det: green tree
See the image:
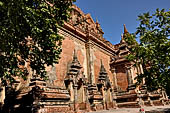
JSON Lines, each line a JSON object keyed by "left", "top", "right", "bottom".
{"left": 125, "top": 9, "right": 170, "bottom": 96}
{"left": 0, "top": 0, "right": 75, "bottom": 84}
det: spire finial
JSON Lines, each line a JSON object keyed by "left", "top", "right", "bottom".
{"left": 98, "top": 59, "right": 107, "bottom": 81}
{"left": 96, "top": 18, "right": 99, "bottom": 24}
{"left": 71, "top": 49, "right": 82, "bottom": 68}
{"left": 73, "top": 49, "right": 77, "bottom": 60}
{"left": 100, "top": 59, "right": 103, "bottom": 66}
{"left": 100, "top": 59, "right": 106, "bottom": 72}
{"left": 124, "top": 24, "right": 128, "bottom": 34}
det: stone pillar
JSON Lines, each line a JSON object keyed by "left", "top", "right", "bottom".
{"left": 84, "top": 85, "right": 91, "bottom": 111}
{"left": 136, "top": 65, "right": 140, "bottom": 75}
{"left": 85, "top": 86, "right": 89, "bottom": 103}
{"left": 74, "top": 85, "right": 78, "bottom": 103}
{"left": 126, "top": 66, "right": 133, "bottom": 85}
{"left": 74, "top": 84, "right": 78, "bottom": 111}
{"left": 111, "top": 68, "right": 118, "bottom": 91}
{"left": 126, "top": 66, "right": 136, "bottom": 92}
{"left": 108, "top": 88, "right": 114, "bottom": 109}
{"left": 130, "top": 67, "right": 134, "bottom": 84}
{"left": 102, "top": 86, "right": 106, "bottom": 109}
{"left": 70, "top": 82, "right": 74, "bottom": 102}
{"left": 138, "top": 64, "right": 145, "bottom": 84}
{"left": 82, "top": 86, "right": 85, "bottom": 103}
{"left": 109, "top": 89, "right": 113, "bottom": 103}
{"left": 85, "top": 40, "right": 95, "bottom": 84}
{"left": 112, "top": 92, "right": 117, "bottom": 108}
{"left": 110, "top": 68, "right": 118, "bottom": 108}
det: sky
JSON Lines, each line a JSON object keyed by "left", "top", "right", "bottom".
{"left": 75, "top": 0, "right": 170, "bottom": 44}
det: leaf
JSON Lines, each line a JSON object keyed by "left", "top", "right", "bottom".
{"left": 0, "top": 0, "right": 75, "bottom": 84}
{"left": 125, "top": 8, "right": 170, "bottom": 95}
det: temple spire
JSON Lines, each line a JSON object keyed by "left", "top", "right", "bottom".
{"left": 98, "top": 60, "right": 111, "bottom": 87}
{"left": 96, "top": 18, "right": 99, "bottom": 24}
{"left": 100, "top": 59, "right": 106, "bottom": 72}
{"left": 100, "top": 59, "right": 103, "bottom": 66}
{"left": 123, "top": 24, "right": 129, "bottom": 34}
{"left": 96, "top": 18, "right": 100, "bottom": 28}
{"left": 98, "top": 60, "right": 107, "bottom": 81}
{"left": 73, "top": 49, "right": 78, "bottom": 61}
{"left": 72, "top": 49, "right": 81, "bottom": 68}
{"left": 66, "top": 50, "right": 82, "bottom": 77}
{"left": 120, "top": 24, "right": 129, "bottom": 43}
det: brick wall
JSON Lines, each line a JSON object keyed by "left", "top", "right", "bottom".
{"left": 116, "top": 65, "right": 128, "bottom": 90}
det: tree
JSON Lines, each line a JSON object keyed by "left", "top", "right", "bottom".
{"left": 0, "top": 0, "right": 75, "bottom": 85}
{"left": 124, "top": 9, "right": 170, "bottom": 95}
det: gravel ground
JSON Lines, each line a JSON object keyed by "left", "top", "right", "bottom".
{"left": 88, "top": 105, "right": 170, "bottom": 113}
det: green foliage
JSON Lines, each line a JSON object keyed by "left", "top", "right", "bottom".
{"left": 125, "top": 9, "right": 170, "bottom": 93}
{"left": 0, "top": 0, "right": 75, "bottom": 85}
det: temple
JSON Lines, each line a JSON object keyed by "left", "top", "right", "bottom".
{"left": 0, "top": 5, "right": 169, "bottom": 113}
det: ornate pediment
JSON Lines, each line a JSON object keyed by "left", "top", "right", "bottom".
{"left": 68, "top": 5, "right": 104, "bottom": 38}
{"left": 85, "top": 13, "right": 95, "bottom": 26}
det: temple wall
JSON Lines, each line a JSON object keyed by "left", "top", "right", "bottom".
{"left": 52, "top": 36, "right": 113, "bottom": 87}
{"left": 75, "top": 40, "right": 87, "bottom": 77}
{"left": 54, "top": 37, "right": 75, "bottom": 87}
{"left": 115, "top": 64, "right": 128, "bottom": 91}
{"left": 93, "top": 48, "right": 113, "bottom": 84}
{"left": 52, "top": 36, "right": 87, "bottom": 87}
{"left": 132, "top": 66, "right": 138, "bottom": 84}
{"left": 48, "top": 25, "right": 114, "bottom": 87}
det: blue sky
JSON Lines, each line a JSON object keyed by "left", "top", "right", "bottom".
{"left": 75, "top": 0, "right": 170, "bottom": 44}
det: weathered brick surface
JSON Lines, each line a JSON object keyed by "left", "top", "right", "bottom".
{"left": 54, "top": 37, "right": 76, "bottom": 87}
{"left": 54, "top": 37, "right": 113, "bottom": 87}
{"left": 115, "top": 65, "right": 128, "bottom": 91}
{"left": 94, "top": 49, "right": 113, "bottom": 84}
{"left": 44, "top": 107, "right": 71, "bottom": 113}
{"left": 54, "top": 37, "right": 86, "bottom": 87}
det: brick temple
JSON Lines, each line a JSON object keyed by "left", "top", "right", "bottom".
{"left": 0, "top": 5, "right": 169, "bottom": 113}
